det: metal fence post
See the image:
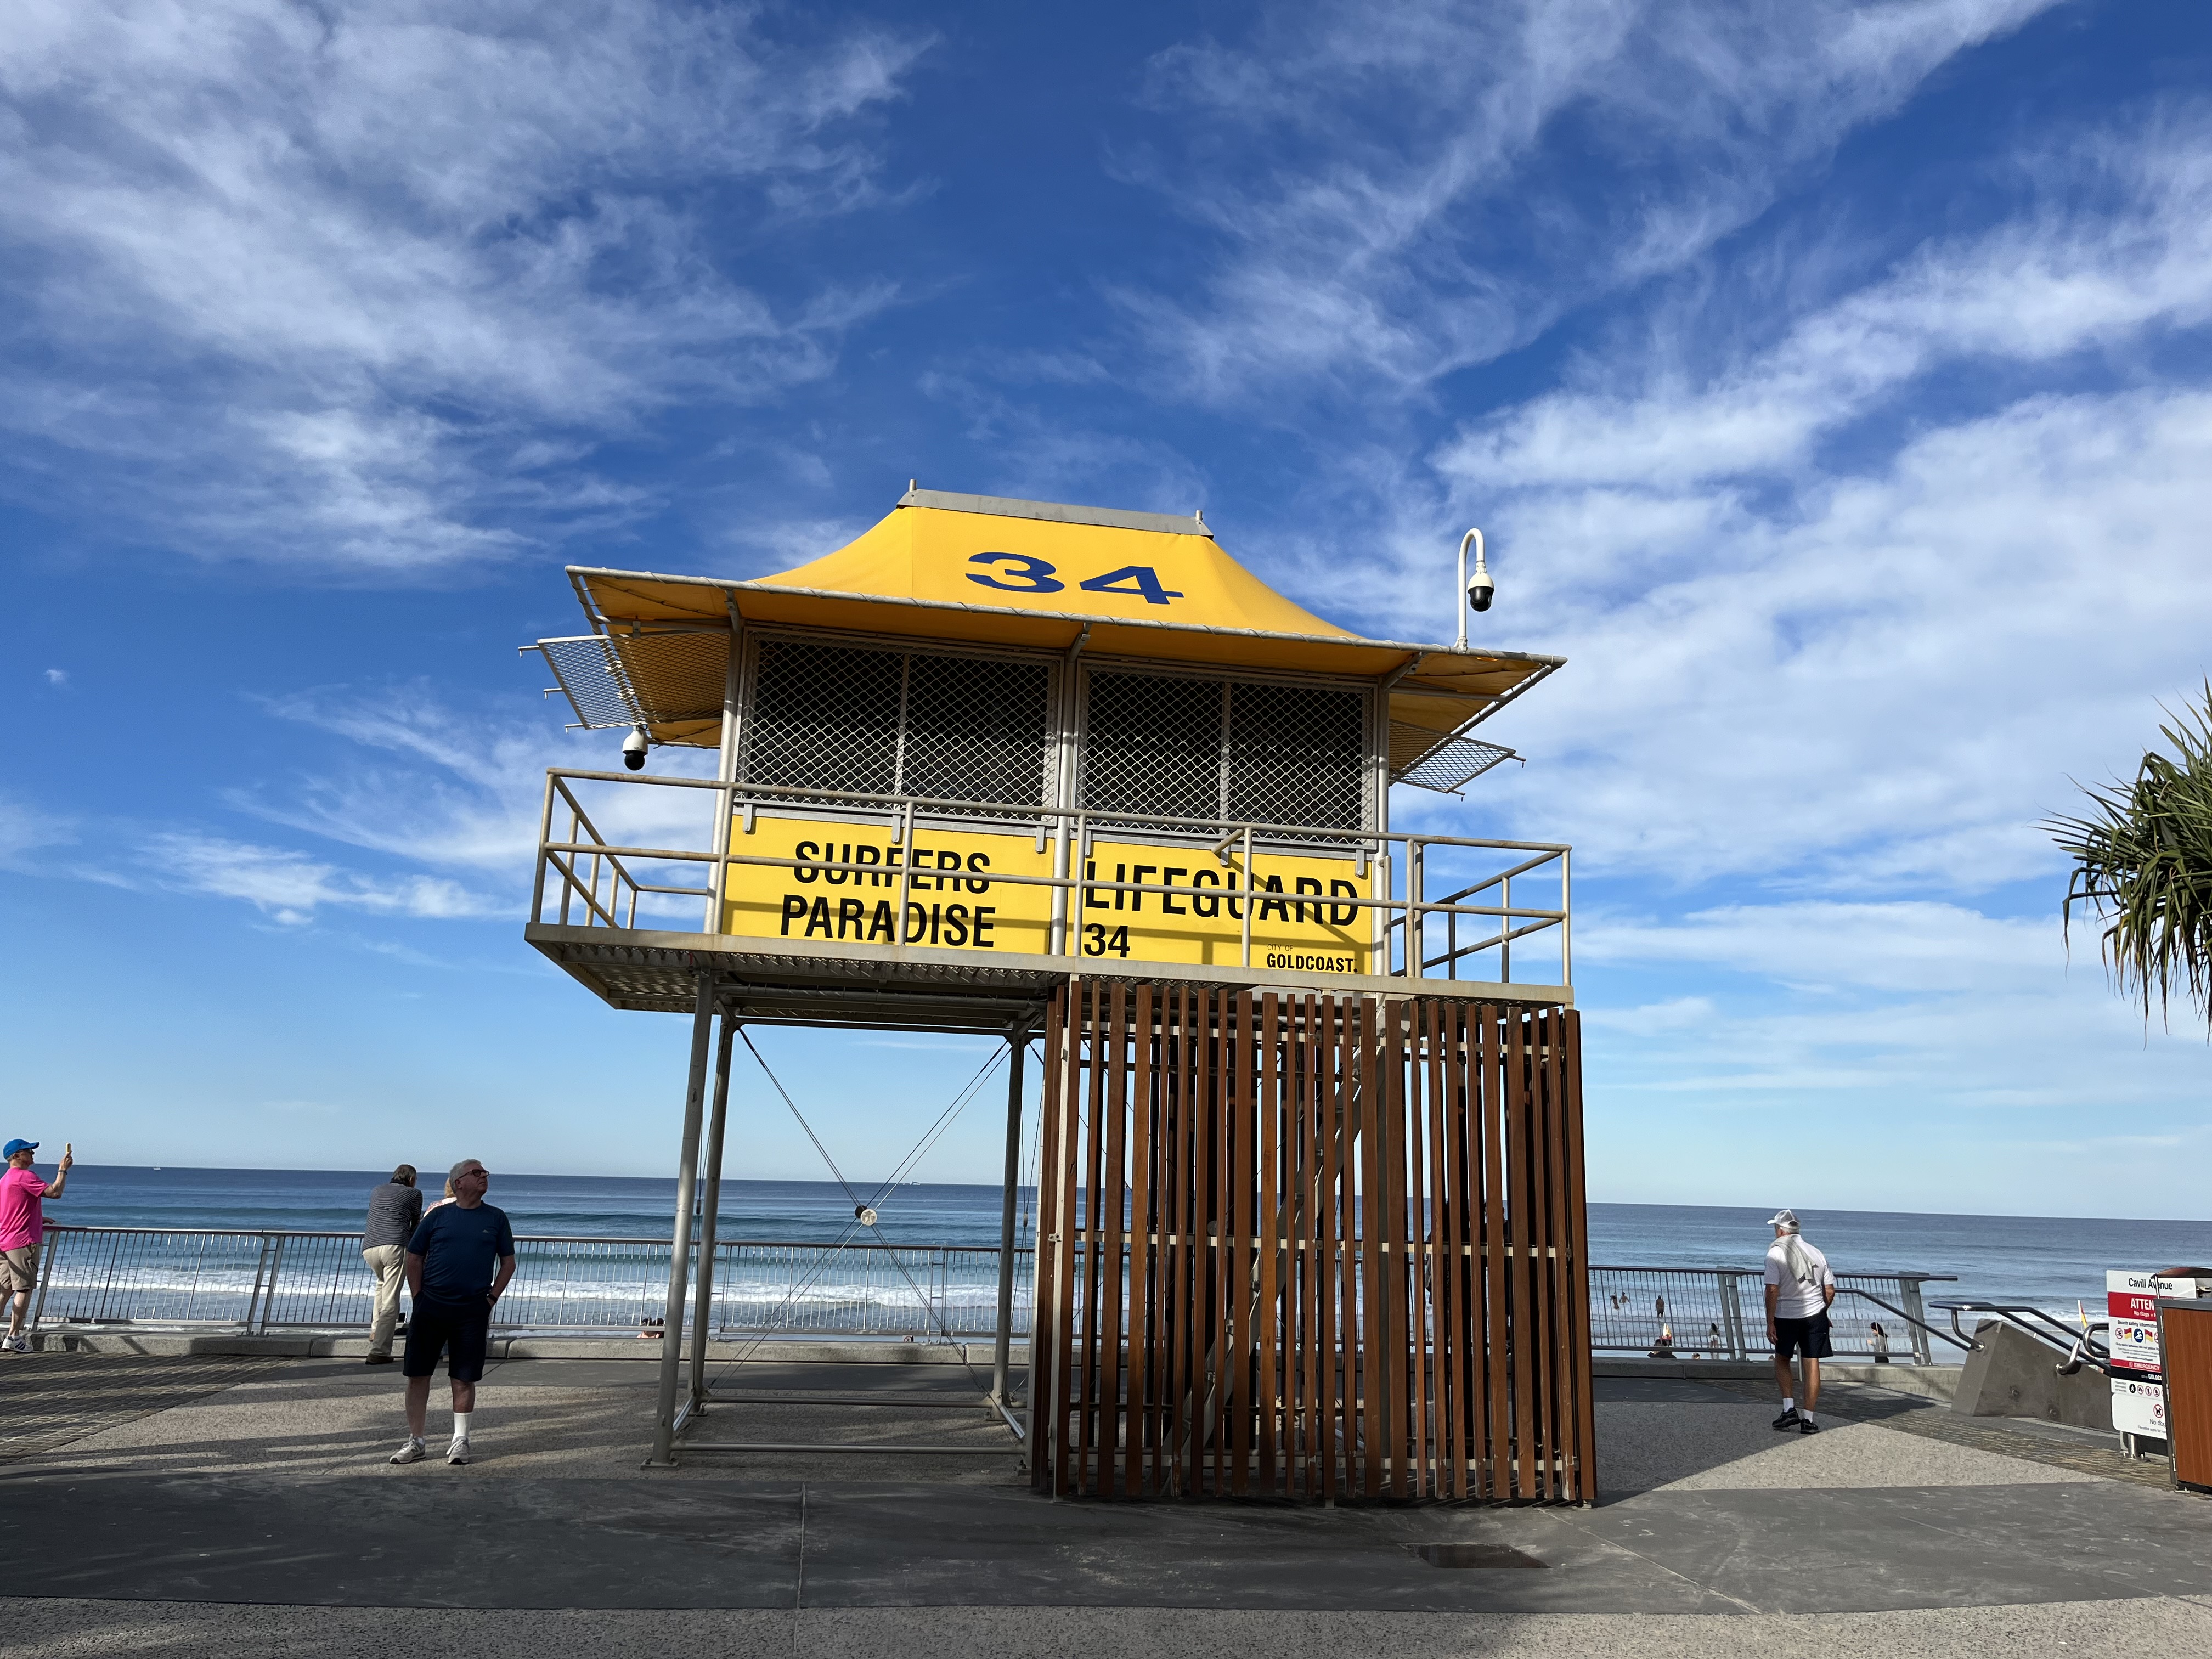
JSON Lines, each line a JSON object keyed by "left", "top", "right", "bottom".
{"left": 1900, "top": 1278, "right": 1932, "bottom": 1365}
{"left": 241, "top": 1235, "right": 271, "bottom": 1333}
{"left": 1719, "top": 1272, "right": 1748, "bottom": 1360}
{"left": 257, "top": 1235, "right": 289, "bottom": 1334}
{"left": 28, "top": 1231, "right": 61, "bottom": 1331}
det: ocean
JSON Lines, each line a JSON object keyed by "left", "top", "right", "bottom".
{"left": 42, "top": 1165, "right": 2212, "bottom": 1316}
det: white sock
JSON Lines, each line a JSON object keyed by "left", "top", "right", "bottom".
{"left": 1783, "top": 1396, "right": 1795, "bottom": 1412}
{"left": 451, "top": 1412, "right": 472, "bottom": 1440}
{"left": 1802, "top": 1411, "right": 1815, "bottom": 1424}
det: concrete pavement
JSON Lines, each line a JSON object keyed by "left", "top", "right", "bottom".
{"left": 1, "top": 1350, "right": 2207, "bottom": 1657}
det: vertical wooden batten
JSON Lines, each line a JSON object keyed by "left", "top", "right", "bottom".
{"left": 1032, "top": 979, "right": 1587, "bottom": 1504}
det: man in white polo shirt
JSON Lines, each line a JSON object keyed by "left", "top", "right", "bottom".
{"left": 1764, "top": 1208, "right": 1836, "bottom": 1434}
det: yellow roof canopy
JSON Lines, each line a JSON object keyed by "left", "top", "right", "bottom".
{"left": 543, "top": 488, "right": 1562, "bottom": 785}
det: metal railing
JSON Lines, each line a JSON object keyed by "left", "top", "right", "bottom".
{"left": 32, "top": 1231, "right": 1963, "bottom": 1363}
{"left": 1590, "top": 1267, "right": 1962, "bottom": 1363}
{"left": 29, "top": 1228, "right": 1032, "bottom": 1340}
{"left": 532, "top": 769, "right": 1571, "bottom": 988}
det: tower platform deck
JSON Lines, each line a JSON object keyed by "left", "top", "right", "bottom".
{"left": 526, "top": 920, "right": 1572, "bottom": 1030}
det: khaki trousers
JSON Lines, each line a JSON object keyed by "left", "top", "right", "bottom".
{"left": 362, "top": 1243, "right": 408, "bottom": 1355}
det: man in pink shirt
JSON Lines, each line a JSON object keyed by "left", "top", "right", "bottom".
{"left": 2, "top": 1138, "right": 71, "bottom": 1354}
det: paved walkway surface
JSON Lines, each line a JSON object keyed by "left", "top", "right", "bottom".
{"left": 2, "top": 1350, "right": 2208, "bottom": 1657}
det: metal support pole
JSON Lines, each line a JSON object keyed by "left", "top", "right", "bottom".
{"left": 1239, "top": 826, "right": 1254, "bottom": 967}
{"left": 650, "top": 970, "right": 716, "bottom": 1465}
{"left": 1901, "top": 1278, "right": 1932, "bottom": 1365}
{"left": 991, "top": 1026, "right": 1029, "bottom": 1407}
{"left": 689, "top": 1016, "right": 737, "bottom": 1410}
{"left": 707, "top": 608, "right": 744, "bottom": 934}
{"left": 1719, "top": 1272, "right": 1748, "bottom": 1361}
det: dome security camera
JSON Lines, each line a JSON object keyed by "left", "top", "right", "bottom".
{"left": 621, "top": 727, "right": 649, "bottom": 771}
{"left": 1455, "top": 528, "right": 1495, "bottom": 646}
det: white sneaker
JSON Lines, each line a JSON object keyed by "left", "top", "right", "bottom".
{"left": 446, "top": 1436, "right": 471, "bottom": 1465}
{"left": 4, "top": 1334, "right": 29, "bottom": 1353}
{"left": 388, "top": 1436, "right": 427, "bottom": 1464}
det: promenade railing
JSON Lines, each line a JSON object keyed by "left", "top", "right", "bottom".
{"left": 30, "top": 1229, "right": 1961, "bottom": 1361}
{"left": 29, "top": 1228, "right": 1025, "bottom": 1340}
{"left": 1587, "top": 1266, "right": 1960, "bottom": 1364}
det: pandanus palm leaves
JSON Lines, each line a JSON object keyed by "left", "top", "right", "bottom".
{"left": 2046, "top": 683, "right": 2212, "bottom": 1029}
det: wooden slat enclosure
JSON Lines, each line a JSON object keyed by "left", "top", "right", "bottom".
{"left": 1030, "top": 978, "right": 1594, "bottom": 1502}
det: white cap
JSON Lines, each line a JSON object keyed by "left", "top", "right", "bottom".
{"left": 1765, "top": 1209, "right": 1798, "bottom": 1228}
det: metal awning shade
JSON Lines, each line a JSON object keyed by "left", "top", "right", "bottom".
{"left": 532, "top": 488, "right": 1564, "bottom": 780}
{"left": 1391, "top": 729, "right": 1521, "bottom": 795}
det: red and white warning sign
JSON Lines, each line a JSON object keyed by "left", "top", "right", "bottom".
{"left": 2106, "top": 1270, "right": 2212, "bottom": 1439}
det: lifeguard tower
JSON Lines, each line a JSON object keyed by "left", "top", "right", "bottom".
{"left": 525, "top": 486, "right": 1591, "bottom": 1500}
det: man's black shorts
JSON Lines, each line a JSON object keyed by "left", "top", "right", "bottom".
{"left": 402, "top": 1293, "right": 493, "bottom": 1382}
{"left": 1773, "top": 1312, "right": 1834, "bottom": 1361}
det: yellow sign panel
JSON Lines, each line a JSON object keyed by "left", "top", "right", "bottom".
{"left": 723, "top": 815, "right": 1372, "bottom": 975}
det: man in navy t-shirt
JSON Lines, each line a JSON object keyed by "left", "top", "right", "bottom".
{"left": 388, "top": 1158, "right": 515, "bottom": 1466}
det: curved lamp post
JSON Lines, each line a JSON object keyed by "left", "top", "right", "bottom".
{"left": 1456, "top": 528, "right": 1494, "bottom": 648}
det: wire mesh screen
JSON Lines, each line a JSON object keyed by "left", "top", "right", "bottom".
{"left": 1081, "top": 672, "right": 1223, "bottom": 822}
{"left": 539, "top": 632, "right": 730, "bottom": 730}
{"left": 743, "top": 640, "right": 905, "bottom": 794}
{"left": 900, "top": 653, "right": 1052, "bottom": 810}
{"left": 742, "top": 639, "right": 1054, "bottom": 810}
{"left": 539, "top": 636, "right": 638, "bottom": 728}
{"left": 1081, "top": 670, "right": 1370, "bottom": 831}
{"left": 1229, "top": 680, "right": 1365, "bottom": 829}
{"left": 1395, "top": 729, "right": 1517, "bottom": 794}
{"left": 609, "top": 631, "right": 731, "bottom": 725}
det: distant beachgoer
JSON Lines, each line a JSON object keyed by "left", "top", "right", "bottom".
{"left": 1870, "top": 1321, "right": 1891, "bottom": 1364}
{"left": 1764, "top": 1208, "right": 1837, "bottom": 1434}
{"left": 362, "top": 1165, "right": 424, "bottom": 1366}
{"left": 1706, "top": 1321, "right": 1724, "bottom": 1358}
{"left": 389, "top": 1159, "right": 515, "bottom": 1468}
{"left": 2, "top": 1139, "right": 72, "bottom": 1354}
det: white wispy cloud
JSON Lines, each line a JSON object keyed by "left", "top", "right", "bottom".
{"left": 0, "top": 794, "right": 77, "bottom": 869}
{"left": 1265, "top": 105, "right": 2212, "bottom": 900}
{"left": 235, "top": 685, "right": 721, "bottom": 923}
{"left": 1582, "top": 900, "right": 2063, "bottom": 994}
{"left": 1120, "top": 0, "right": 2058, "bottom": 401}
{"left": 0, "top": 0, "right": 928, "bottom": 568}
{"left": 1436, "top": 122, "right": 2212, "bottom": 499}
{"left": 1571, "top": 893, "right": 2210, "bottom": 1209}
{"left": 149, "top": 830, "right": 499, "bottom": 924}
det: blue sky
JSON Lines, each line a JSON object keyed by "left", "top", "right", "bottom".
{"left": 3, "top": 0, "right": 2208, "bottom": 1216}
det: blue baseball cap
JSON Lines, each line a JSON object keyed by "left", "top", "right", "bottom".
{"left": 3, "top": 1139, "right": 37, "bottom": 1159}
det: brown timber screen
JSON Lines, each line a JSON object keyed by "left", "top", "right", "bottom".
{"left": 1031, "top": 979, "right": 1594, "bottom": 1502}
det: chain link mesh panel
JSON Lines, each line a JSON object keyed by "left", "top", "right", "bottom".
{"left": 1080, "top": 672, "right": 1224, "bottom": 823}
{"left": 1228, "top": 680, "right": 1365, "bottom": 830}
{"left": 742, "top": 639, "right": 1053, "bottom": 809}
{"left": 901, "top": 653, "right": 1052, "bottom": 809}
{"left": 742, "top": 640, "right": 904, "bottom": 795}
{"left": 1081, "top": 670, "right": 1370, "bottom": 831}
